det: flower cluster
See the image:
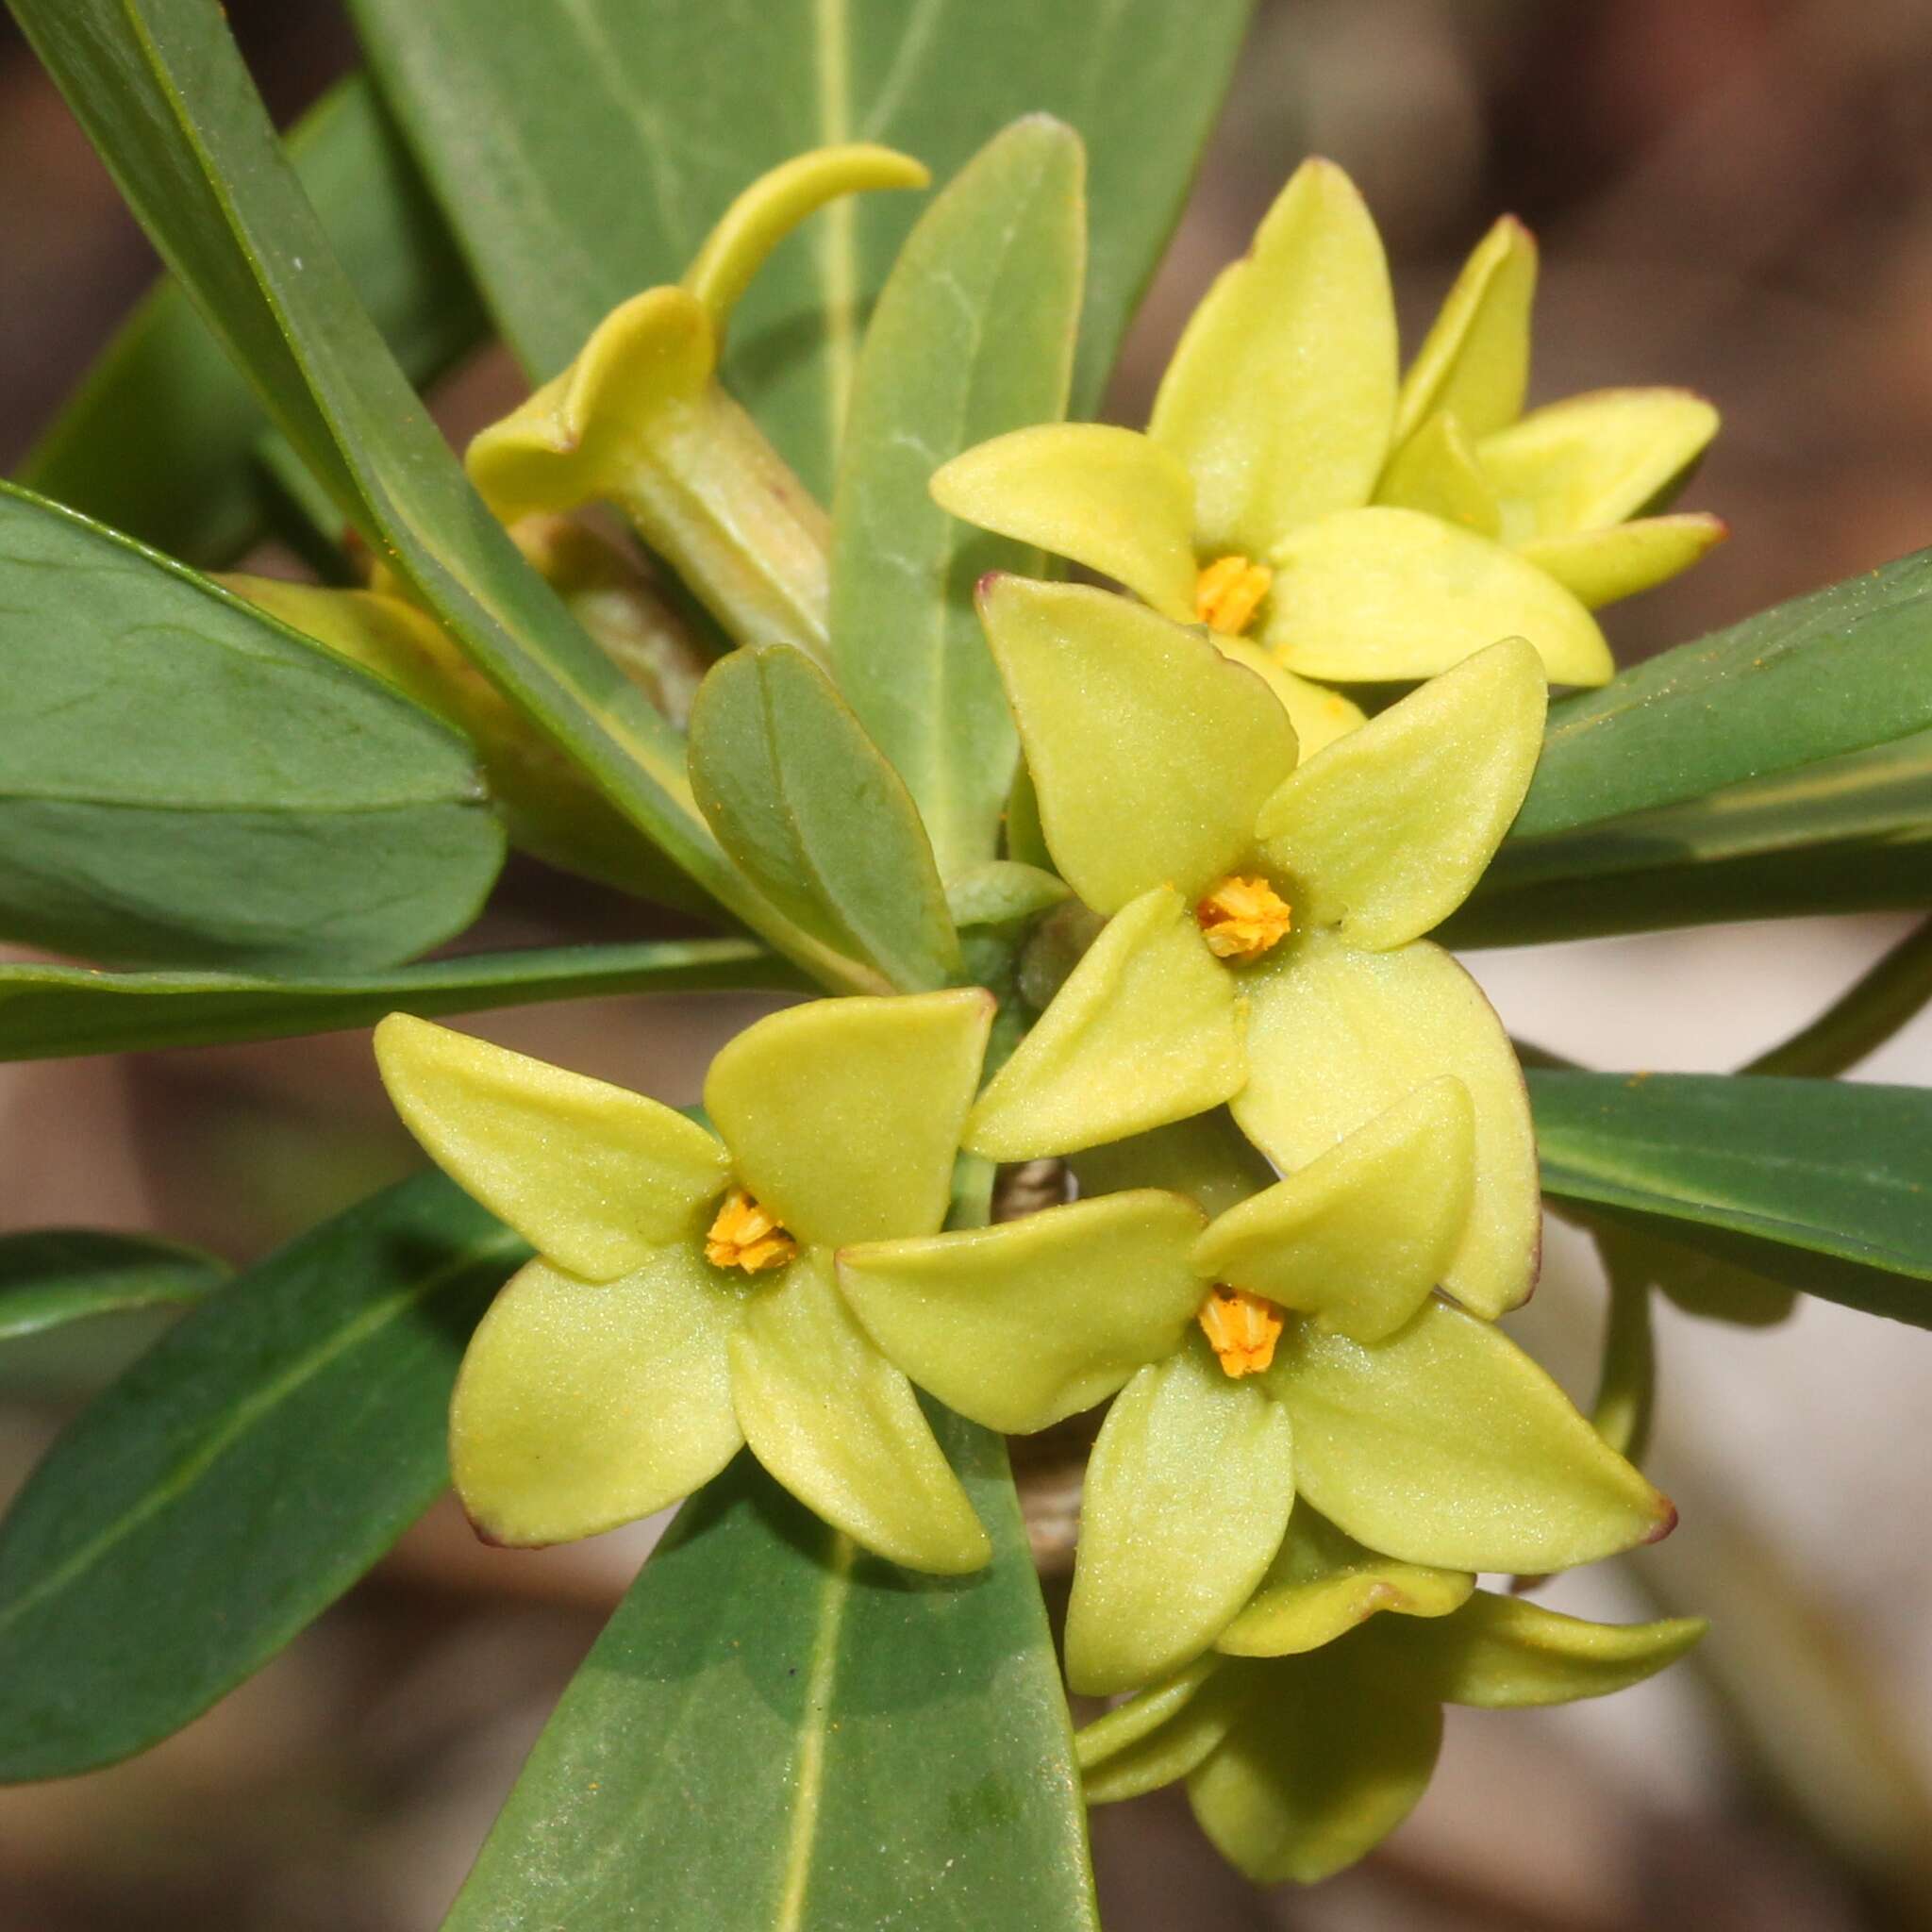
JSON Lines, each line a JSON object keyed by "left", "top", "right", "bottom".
{"left": 373, "top": 147, "right": 1715, "bottom": 1884}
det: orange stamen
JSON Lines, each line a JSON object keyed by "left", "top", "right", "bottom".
{"left": 1194, "top": 555, "right": 1274, "bottom": 636}
{"left": 704, "top": 1187, "right": 797, "bottom": 1274}
{"left": 1197, "top": 1285, "right": 1285, "bottom": 1378}
{"left": 1195, "top": 874, "right": 1292, "bottom": 961}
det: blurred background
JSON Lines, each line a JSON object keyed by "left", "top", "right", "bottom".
{"left": 5, "top": 0, "right": 1932, "bottom": 1925}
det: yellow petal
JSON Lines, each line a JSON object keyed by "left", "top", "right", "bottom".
{"left": 373, "top": 1014, "right": 730, "bottom": 1281}
{"left": 1373, "top": 409, "right": 1502, "bottom": 536}
{"left": 703, "top": 990, "right": 992, "bottom": 1248}
{"left": 728, "top": 1252, "right": 989, "bottom": 1574}
{"left": 1478, "top": 386, "right": 1719, "bottom": 540}
{"left": 450, "top": 1251, "right": 743, "bottom": 1546}
{"left": 1520, "top": 512, "right": 1728, "bottom": 609}
{"left": 929, "top": 424, "right": 1198, "bottom": 620}
{"left": 1192, "top": 1078, "right": 1475, "bottom": 1344}
{"left": 1263, "top": 505, "right": 1613, "bottom": 686}
{"left": 466, "top": 285, "right": 716, "bottom": 526}
{"left": 964, "top": 886, "right": 1245, "bottom": 1160}
{"left": 1077, "top": 1659, "right": 1243, "bottom": 1806}
{"left": 1066, "top": 1341, "right": 1296, "bottom": 1695}
{"left": 1269, "top": 1299, "right": 1675, "bottom": 1572}
{"left": 1149, "top": 158, "right": 1397, "bottom": 555}
{"left": 1188, "top": 1641, "right": 1441, "bottom": 1886}
{"left": 976, "top": 576, "right": 1296, "bottom": 914}
{"left": 682, "top": 144, "right": 929, "bottom": 337}
{"left": 1211, "top": 633, "right": 1367, "bottom": 756}
{"left": 1358, "top": 1590, "right": 1706, "bottom": 1707}
{"left": 1392, "top": 215, "right": 1537, "bottom": 446}
{"left": 1233, "top": 935, "right": 1539, "bottom": 1319}
{"left": 1216, "top": 1505, "right": 1474, "bottom": 1657}
{"left": 1255, "top": 635, "right": 1547, "bottom": 949}
{"left": 837, "top": 1191, "right": 1208, "bottom": 1436}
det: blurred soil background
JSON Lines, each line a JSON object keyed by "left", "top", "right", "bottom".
{"left": 5, "top": 1, "right": 1932, "bottom": 1926}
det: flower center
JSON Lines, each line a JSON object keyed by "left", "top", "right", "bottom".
{"left": 1195, "top": 874, "right": 1292, "bottom": 961}
{"left": 705, "top": 1187, "right": 797, "bottom": 1274}
{"left": 1194, "top": 555, "right": 1274, "bottom": 636}
{"left": 1197, "top": 1285, "right": 1285, "bottom": 1378}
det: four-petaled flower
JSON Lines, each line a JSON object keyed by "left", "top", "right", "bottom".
{"left": 960, "top": 574, "right": 1548, "bottom": 1321}
{"left": 374, "top": 991, "right": 999, "bottom": 1574}
{"left": 1076, "top": 1564, "right": 1705, "bottom": 1885}
{"left": 931, "top": 158, "right": 1723, "bottom": 737}
{"left": 839, "top": 1083, "right": 1671, "bottom": 1692}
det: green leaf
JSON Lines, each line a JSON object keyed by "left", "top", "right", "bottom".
{"left": 347, "top": 0, "right": 1251, "bottom": 494}
{"left": 1448, "top": 833, "right": 1932, "bottom": 948}
{"left": 0, "top": 1174, "right": 525, "bottom": 1780}
{"left": 829, "top": 118, "right": 1082, "bottom": 876}
{"left": 17, "top": 75, "right": 484, "bottom": 568}
{"left": 0, "top": 939, "right": 797, "bottom": 1062}
{"left": 1451, "top": 730, "right": 1932, "bottom": 946}
{"left": 1531, "top": 1070, "right": 1932, "bottom": 1324}
{"left": 11, "top": 0, "right": 848, "bottom": 989}
{"left": 688, "top": 645, "right": 960, "bottom": 992}
{"left": 0, "top": 486, "right": 503, "bottom": 972}
{"left": 1509, "top": 547, "right": 1932, "bottom": 839}
{"left": 0, "top": 1230, "right": 228, "bottom": 1341}
{"left": 443, "top": 1418, "right": 1099, "bottom": 1931}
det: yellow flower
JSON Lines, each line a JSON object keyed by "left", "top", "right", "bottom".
{"left": 930, "top": 158, "right": 1725, "bottom": 723}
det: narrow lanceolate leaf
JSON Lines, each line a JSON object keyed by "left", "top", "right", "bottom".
{"left": 10, "top": 0, "right": 850, "bottom": 990}
{"left": 1452, "top": 730, "right": 1932, "bottom": 945}
{"left": 1509, "top": 547, "right": 1932, "bottom": 839}
{"left": 0, "top": 1175, "right": 525, "bottom": 1780}
{"left": 0, "top": 940, "right": 797, "bottom": 1062}
{"left": 1530, "top": 1071, "right": 1932, "bottom": 1324}
{"left": 689, "top": 647, "right": 959, "bottom": 992}
{"left": 0, "top": 487, "right": 502, "bottom": 973}
{"left": 829, "top": 119, "right": 1083, "bottom": 876}
{"left": 346, "top": 0, "right": 1251, "bottom": 492}
{"left": 444, "top": 1418, "right": 1098, "bottom": 1932}
{"left": 17, "top": 75, "right": 485, "bottom": 568}
{"left": 0, "top": 1231, "right": 228, "bottom": 1341}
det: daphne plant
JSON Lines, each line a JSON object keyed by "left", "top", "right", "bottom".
{"left": 3, "top": 3, "right": 1932, "bottom": 1926}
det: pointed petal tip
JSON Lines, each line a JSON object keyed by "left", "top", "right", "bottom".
{"left": 1643, "top": 1498, "right": 1680, "bottom": 1545}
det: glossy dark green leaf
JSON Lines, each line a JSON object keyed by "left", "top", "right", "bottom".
{"left": 689, "top": 646, "right": 959, "bottom": 991}
{"left": 0, "top": 1231, "right": 228, "bottom": 1341}
{"left": 18, "top": 75, "right": 485, "bottom": 568}
{"left": 828, "top": 119, "right": 1081, "bottom": 876}
{"left": 1530, "top": 1071, "right": 1932, "bottom": 1325}
{"left": 1453, "top": 732, "right": 1932, "bottom": 944}
{"left": 346, "top": 0, "right": 1251, "bottom": 493}
{"left": 445, "top": 1412, "right": 1097, "bottom": 1931}
{"left": 0, "top": 485, "right": 503, "bottom": 972}
{"left": 1513, "top": 547, "right": 1932, "bottom": 839}
{"left": 0, "top": 939, "right": 798, "bottom": 1062}
{"left": 0, "top": 1174, "right": 525, "bottom": 1780}
{"left": 10, "top": 0, "right": 848, "bottom": 988}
